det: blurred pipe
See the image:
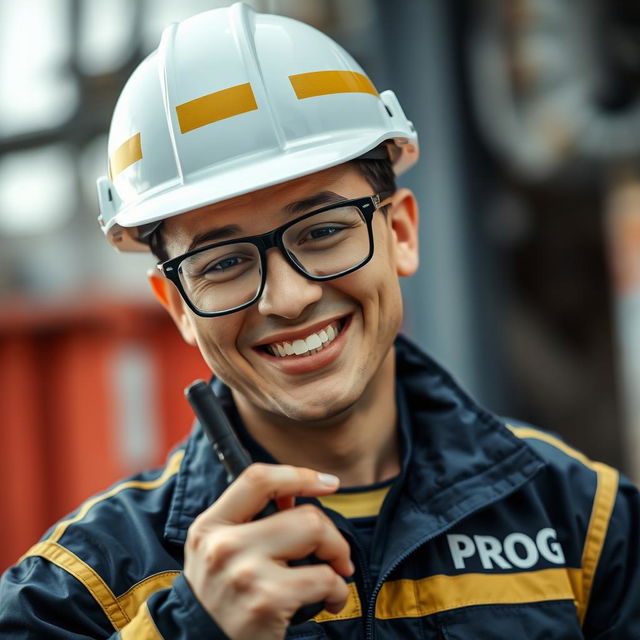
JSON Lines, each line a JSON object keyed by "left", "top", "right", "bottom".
{"left": 469, "top": 0, "right": 640, "bottom": 182}
{"left": 373, "top": 0, "right": 481, "bottom": 397}
{"left": 110, "top": 343, "right": 160, "bottom": 471}
{"left": 605, "top": 173, "right": 640, "bottom": 483}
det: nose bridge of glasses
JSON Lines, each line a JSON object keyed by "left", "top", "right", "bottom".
{"left": 263, "top": 242, "right": 308, "bottom": 283}
{"left": 254, "top": 225, "right": 282, "bottom": 252}
{"left": 254, "top": 223, "right": 311, "bottom": 279}
{"left": 257, "top": 242, "right": 323, "bottom": 317}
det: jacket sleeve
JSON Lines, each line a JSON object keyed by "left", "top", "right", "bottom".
{"left": 0, "top": 556, "right": 230, "bottom": 640}
{"left": 582, "top": 472, "right": 640, "bottom": 639}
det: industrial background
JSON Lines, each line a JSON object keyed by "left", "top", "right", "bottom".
{"left": 2, "top": 0, "right": 640, "bottom": 571}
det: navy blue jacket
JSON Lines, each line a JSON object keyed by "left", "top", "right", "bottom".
{"left": 1, "top": 335, "right": 639, "bottom": 639}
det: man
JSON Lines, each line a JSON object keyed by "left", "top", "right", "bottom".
{"left": 1, "top": 4, "right": 639, "bottom": 639}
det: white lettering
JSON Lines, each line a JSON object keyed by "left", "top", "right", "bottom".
{"left": 447, "top": 534, "right": 475, "bottom": 569}
{"left": 536, "top": 528, "right": 565, "bottom": 564}
{"left": 448, "top": 528, "right": 566, "bottom": 570}
{"left": 473, "top": 535, "right": 512, "bottom": 569}
{"left": 503, "top": 532, "right": 539, "bottom": 569}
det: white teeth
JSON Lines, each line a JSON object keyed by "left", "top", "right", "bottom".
{"left": 293, "top": 339, "right": 308, "bottom": 355}
{"left": 306, "top": 334, "right": 322, "bottom": 350}
{"left": 266, "top": 321, "right": 343, "bottom": 358}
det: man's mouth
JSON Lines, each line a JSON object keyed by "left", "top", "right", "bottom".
{"left": 263, "top": 319, "right": 346, "bottom": 358}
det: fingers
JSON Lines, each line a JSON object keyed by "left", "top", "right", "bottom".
{"left": 185, "top": 555, "right": 350, "bottom": 638}
{"left": 204, "top": 463, "right": 340, "bottom": 524}
{"left": 282, "top": 564, "right": 351, "bottom": 615}
{"left": 190, "top": 503, "right": 353, "bottom": 579}
{"left": 242, "top": 504, "right": 354, "bottom": 577}
{"left": 183, "top": 463, "right": 353, "bottom": 636}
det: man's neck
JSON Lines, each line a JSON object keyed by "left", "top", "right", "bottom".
{"left": 232, "top": 349, "right": 400, "bottom": 487}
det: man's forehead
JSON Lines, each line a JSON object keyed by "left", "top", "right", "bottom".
{"left": 163, "top": 163, "right": 365, "bottom": 249}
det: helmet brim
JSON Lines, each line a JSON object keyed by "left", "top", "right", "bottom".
{"left": 106, "top": 130, "right": 418, "bottom": 251}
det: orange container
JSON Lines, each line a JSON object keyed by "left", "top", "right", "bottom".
{"left": 0, "top": 299, "right": 209, "bottom": 572}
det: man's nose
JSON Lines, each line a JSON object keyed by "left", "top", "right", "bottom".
{"left": 257, "top": 249, "right": 322, "bottom": 318}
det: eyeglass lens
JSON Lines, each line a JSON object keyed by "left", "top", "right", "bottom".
{"left": 177, "top": 204, "right": 370, "bottom": 314}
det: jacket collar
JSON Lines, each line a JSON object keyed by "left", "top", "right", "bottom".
{"left": 164, "top": 334, "right": 545, "bottom": 546}
{"left": 375, "top": 335, "right": 545, "bottom": 576}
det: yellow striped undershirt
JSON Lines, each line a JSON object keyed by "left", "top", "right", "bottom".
{"left": 317, "top": 483, "right": 392, "bottom": 519}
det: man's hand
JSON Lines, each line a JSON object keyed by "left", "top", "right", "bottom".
{"left": 183, "top": 464, "right": 354, "bottom": 640}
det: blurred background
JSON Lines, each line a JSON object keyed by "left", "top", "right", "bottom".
{"left": 2, "top": 0, "right": 640, "bottom": 571}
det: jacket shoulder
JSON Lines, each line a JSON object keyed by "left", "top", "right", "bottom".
{"left": 506, "top": 422, "right": 623, "bottom": 626}
{"left": 506, "top": 422, "right": 616, "bottom": 515}
{"left": 39, "top": 448, "right": 186, "bottom": 551}
{"left": 506, "top": 423, "right": 603, "bottom": 469}
{"left": 6, "top": 449, "right": 186, "bottom": 631}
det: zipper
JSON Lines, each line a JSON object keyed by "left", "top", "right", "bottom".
{"left": 348, "top": 530, "right": 373, "bottom": 640}
{"left": 310, "top": 504, "right": 373, "bottom": 638}
{"left": 364, "top": 526, "right": 440, "bottom": 640}
{"left": 335, "top": 524, "right": 372, "bottom": 640}
{"left": 363, "top": 468, "right": 544, "bottom": 640}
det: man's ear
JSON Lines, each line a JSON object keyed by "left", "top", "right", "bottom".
{"left": 147, "top": 270, "right": 198, "bottom": 346}
{"left": 387, "top": 188, "right": 419, "bottom": 277}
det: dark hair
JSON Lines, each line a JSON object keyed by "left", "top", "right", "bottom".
{"left": 147, "top": 157, "right": 396, "bottom": 264}
{"left": 351, "top": 156, "right": 396, "bottom": 199}
{"left": 148, "top": 226, "right": 171, "bottom": 264}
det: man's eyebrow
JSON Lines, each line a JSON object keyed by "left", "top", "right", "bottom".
{"left": 284, "top": 191, "right": 348, "bottom": 216}
{"left": 187, "top": 224, "right": 242, "bottom": 252}
{"left": 185, "top": 191, "right": 346, "bottom": 251}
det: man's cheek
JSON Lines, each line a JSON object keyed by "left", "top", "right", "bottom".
{"left": 193, "top": 333, "right": 228, "bottom": 374}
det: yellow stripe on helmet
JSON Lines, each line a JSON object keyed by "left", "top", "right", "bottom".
{"left": 109, "top": 133, "right": 142, "bottom": 180}
{"left": 289, "top": 70, "right": 378, "bottom": 100}
{"left": 176, "top": 82, "right": 258, "bottom": 134}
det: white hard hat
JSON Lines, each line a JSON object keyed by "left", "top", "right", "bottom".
{"left": 96, "top": 2, "right": 419, "bottom": 252}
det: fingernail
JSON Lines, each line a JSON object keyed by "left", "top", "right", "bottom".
{"left": 317, "top": 472, "right": 339, "bottom": 487}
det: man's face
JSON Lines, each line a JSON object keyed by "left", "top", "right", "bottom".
{"left": 162, "top": 164, "right": 418, "bottom": 424}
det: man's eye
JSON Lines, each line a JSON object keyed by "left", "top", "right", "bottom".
{"left": 307, "top": 225, "right": 343, "bottom": 240}
{"left": 208, "top": 256, "right": 244, "bottom": 272}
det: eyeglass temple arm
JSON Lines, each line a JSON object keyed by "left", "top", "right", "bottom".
{"left": 374, "top": 190, "right": 395, "bottom": 208}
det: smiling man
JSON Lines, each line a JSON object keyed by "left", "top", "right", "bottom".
{"left": 157, "top": 165, "right": 415, "bottom": 483}
{"left": 1, "top": 4, "right": 640, "bottom": 640}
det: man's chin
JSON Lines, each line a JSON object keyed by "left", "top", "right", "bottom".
{"left": 271, "top": 390, "right": 360, "bottom": 426}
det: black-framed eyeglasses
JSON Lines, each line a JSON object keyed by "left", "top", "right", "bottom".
{"left": 158, "top": 191, "right": 393, "bottom": 317}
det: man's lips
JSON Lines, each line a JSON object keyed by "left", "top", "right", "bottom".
{"left": 253, "top": 315, "right": 352, "bottom": 374}
{"left": 254, "top": 315, "right": 350, "bottom": 355}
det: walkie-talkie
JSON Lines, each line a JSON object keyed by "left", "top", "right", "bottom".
{"left": 185, "top": 380, "right": 325, "bottom": 626}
